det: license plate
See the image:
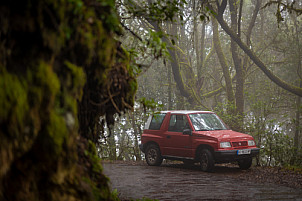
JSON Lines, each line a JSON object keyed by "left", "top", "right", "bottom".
{"left": 237, "top": 149, "right": 251, "bottom": 155}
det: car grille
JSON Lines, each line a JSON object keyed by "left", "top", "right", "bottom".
{"left": 232, "top": 141, "right": 247, "bottom": 147}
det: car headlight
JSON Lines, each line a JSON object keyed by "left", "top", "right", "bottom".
{"left": 248, "top": 140, "right": 255, "bottom": 146}
{"left": 220, "top": 142, "right": 231, "bottom": 148}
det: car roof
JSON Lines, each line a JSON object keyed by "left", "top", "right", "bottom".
{"left": 159, "top": 110, "right": 214, "bottom": 114}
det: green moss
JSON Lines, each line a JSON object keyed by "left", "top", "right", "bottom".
{"left": 85, "top": 140, "right": 103, "bottom": 174}
{"left": 82, "top": 140, "right": 115, "bottom": 200}
{"left": 46, "top": 111, "right": 68, "bottom": 155}
{"left": 82, "top": 176, "right": 112, "bottom": 201}
{"left": 63, "top": 95, "right": 78, "bottom": 115}
{"left": 64, "top": 61, "right": 86, "bottom": 100}
{"left": 0, "top": 69, "right": 29, "bottom": 136}
{"left": 38, "top": 61, "right": 60, "bottom": 95}
{"left": 27, "top": 61, "right": 60, "bottom": 111}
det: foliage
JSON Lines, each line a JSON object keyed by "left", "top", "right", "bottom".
{"left": 263, "top": 0, "right": 302, "bottom": 23}
{"left": 123, "top": 0, "right": 187, "bottom": 22}
{"left": 259, "top": 120, "right": 296, "bottom": 166}
{"left": 214, "top": 102, "right": 244, "bottom": 132}
{"left": 215, "top": 100, "right": 302, "bottom": 167}
{"left": 98, "top": 100, "right": 163, "bottom": 161}
{"left": 139, "top": 97, "right": 164, "bottom": 112}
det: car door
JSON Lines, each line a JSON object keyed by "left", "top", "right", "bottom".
{"left": 162, "top": 114, "right": 193, "bottom": 158}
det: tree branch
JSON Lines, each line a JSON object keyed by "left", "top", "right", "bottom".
{"left": 213, "top": 9, "right": 302, "bottom": 97}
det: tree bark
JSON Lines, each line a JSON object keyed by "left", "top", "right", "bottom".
{"left": 168, "top": 63, "right": 173, "bottom": 110}
{"left": 229, "top": 0, "right": 244, "bottom": 117}
{"left": 243, "top": 0, "right": 261, "bottom": 74}
{"left": 168, "top": 23, "right": 196, "bottom": 104}
{"left": 199, "top": 22, "right": 206, "bottom": 78}
{"left": 130, "top": 111, "right": 142, "bottom": 161}
{"left": 212, "top": 17, "right": 235, "bottom": 104}
{"left": 193, "top": 0, "right": 203, "bottom": 79}
{"left": 295, "top": 95, "right": 301, "bottom": 149}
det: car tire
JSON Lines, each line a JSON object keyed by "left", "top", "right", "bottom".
{"left": 145, "top": 144, "right": 163, "bottom": 166}
{"left": 199, "top": 149, "right": 214, "bottom": 172}
{"left": 238, "top": 158, "right": 252, "bottom": 170}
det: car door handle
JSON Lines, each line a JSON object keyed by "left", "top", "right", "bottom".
{"left": 167, "top": 135, "right": 171, "bottom": 139}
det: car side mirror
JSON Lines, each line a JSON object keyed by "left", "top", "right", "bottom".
{"left": 183, "top": 129, "right": 192, "bottom": 136}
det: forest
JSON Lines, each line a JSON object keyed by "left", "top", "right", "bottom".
{"left": 0, "top": 0, "right": 301, "bottom": 200}
{"left": 101, "top": 0, "right": 302, "bottom": 168}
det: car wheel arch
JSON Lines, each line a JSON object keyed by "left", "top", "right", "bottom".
{"left": 144, "top": 141, "right": 161, "bottom": 153}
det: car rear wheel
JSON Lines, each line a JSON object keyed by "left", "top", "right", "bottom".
{"left": 199, "top": 149, "right": 214, "bottom": 172}
{"left": 145, "top": 144, "right": 163, "bottom": 166}
{"left": 238, "top": 158, "right": 252, "bottom": 170}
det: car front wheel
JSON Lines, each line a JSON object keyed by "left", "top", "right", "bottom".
{"left": 145, "top": 144, "right": 163, "bottom": 166}
{"left": 199, "top": 149, "right": 214, "bottom": 172}
{"left": 238, "top": 158, "right": 252, "bottom": 170}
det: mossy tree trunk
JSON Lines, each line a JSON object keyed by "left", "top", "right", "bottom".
{"left": 211, "top": 17, "right": 235, "bottom": 106}
{"left": 0, "top": 0, "right": 136, "bottom": 200}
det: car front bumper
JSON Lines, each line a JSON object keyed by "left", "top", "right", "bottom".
{"left": 214, "top": 148, "right": 260, "bottom": 162}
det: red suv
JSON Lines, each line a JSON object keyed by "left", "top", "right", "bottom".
{"left": 140, "top": 110, "right": 260, "bottom": 172}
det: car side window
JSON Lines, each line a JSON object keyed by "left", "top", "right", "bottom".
{"left": 149, "top": 113, "right": 166, "bottom": 130}
{"left": 168, "top": 115, "right": 189, "bottom": 132}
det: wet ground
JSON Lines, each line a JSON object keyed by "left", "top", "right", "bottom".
{"left": 103, "top": 162, "right": 302, "bottom": 201}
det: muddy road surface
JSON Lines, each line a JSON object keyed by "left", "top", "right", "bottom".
{"left": 103, "top": 162, "right": 302, "bottom": 201}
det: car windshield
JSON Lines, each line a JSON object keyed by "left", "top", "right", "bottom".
{"left": 189, "top": 113, "right": 227, "bottom": 131}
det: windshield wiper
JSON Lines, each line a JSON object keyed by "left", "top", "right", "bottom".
{"left": 196, "top": 129, "right": 212, "bottom": 131}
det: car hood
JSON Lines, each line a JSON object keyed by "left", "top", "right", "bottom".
{"left": 194, "top": 130, "right": 253, "bottom": 141}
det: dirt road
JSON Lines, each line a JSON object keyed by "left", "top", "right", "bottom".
{"left": 103, "top": 162, "right": 302, "bottom": 201}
